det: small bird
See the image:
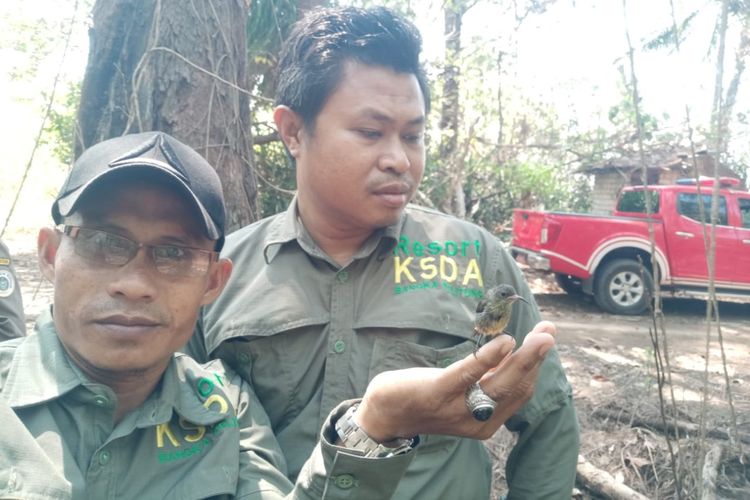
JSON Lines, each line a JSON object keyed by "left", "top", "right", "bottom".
{"left": 473, "top": 284, "right": 528, "bottom": 354}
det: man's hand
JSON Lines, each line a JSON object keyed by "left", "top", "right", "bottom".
{"left": 355, "top": 321, "right": 557, "bottom": 443}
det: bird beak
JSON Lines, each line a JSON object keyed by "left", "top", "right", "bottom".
{"left": 510, "top": 294, "right": 528, "bottom": 304}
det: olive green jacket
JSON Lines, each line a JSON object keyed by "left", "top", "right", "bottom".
{"left": 188, "top": 200, "right": 580, "bottom": 499}
{"left": 0, "top": 311, "right": 416, "bottom": 499}
{"left": 0, "top": 240, "right": 25, "bottom": 341}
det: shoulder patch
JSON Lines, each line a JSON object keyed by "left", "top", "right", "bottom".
{"left": 0, "top": 269, "right": 15, "bottom": 298}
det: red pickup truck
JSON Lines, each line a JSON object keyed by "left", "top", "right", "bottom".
{"left": 511, "top": 177, "right": 750, "bottom": 314}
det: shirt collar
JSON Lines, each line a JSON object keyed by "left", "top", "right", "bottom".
{"left": 149, "top": 355, "right": 234, "bottom": 426}
{"left": 262, "top": 196, "right": 406, "bottom": 264}
{"left": 1, "top": 308, "right": 83, "bottom": 408}
{"left": 2, "top": 309, "right": 228, "bottom": 426}
{"left": 262, "top": 195, "right": 303, "bottom": 264}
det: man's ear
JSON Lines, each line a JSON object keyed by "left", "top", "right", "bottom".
{"left": 273, "top": 105, "right": 304, "bottom": 158}
{"left": 37, "top": 227, "right": 61, "bottom": 283}
{"left": 201, "top": 258, "right": 233, "bottom": 306}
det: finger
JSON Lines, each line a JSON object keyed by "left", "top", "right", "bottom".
{"left": 480, "top": 335, "right": 551, "bottom": 400}
{"left": 520, "top": 330, "right": 555, "bottom": 358}
{"left": 526, "top": 320, "right": 557, "bottom": 338}
{"left": 471, "top": 338, "right": 551, "bottom": 432}
{"left": 444, "top": 335, "right": 516, "bottom": 389}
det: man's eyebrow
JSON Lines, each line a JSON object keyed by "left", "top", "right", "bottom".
{"left": 359, "top": 108, "right": 425, "bottom": 126}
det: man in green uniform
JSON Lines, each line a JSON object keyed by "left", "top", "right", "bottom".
{"left": 0, "top": 131, "right": 546, "bottom": 499}
{"left": 189, "top": 6, "right": 579, "bottom": 499}
{"left": 0, "top": 239, "right": 25, "bottom": 340}
{"left": 0, "top": 132, "right": 553, "bottom": 499}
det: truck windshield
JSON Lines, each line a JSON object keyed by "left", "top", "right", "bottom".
{"left": 617, "top": 190, "right": 660, "bottom": 213}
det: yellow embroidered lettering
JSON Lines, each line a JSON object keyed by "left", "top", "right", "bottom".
{"left": 419, "top": 257, "right": 437, "bottom": 279}
{"left": 180, "top": 418, "right": 206, "bottom": 443}
{"left": 203, "top": 394, "right": 229, "bottom": 414}
{"left": 394, "top": 256, "right": 415, "bottom": 283}
{"left": 439, "top": 255, "right": 458, "bottom": 282}
{"left": 156, "top": 422, "right": 180, "bottom": 448}
{"left": 462, "top": 258, "right": 484, "bottom": 286}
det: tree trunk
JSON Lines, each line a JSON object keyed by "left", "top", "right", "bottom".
{"left": 439, "top": 2, "right": 465, "bottom": 218}
{"left": 77, "top": 0, "right": 258, "bottom": 231}
{"left": 716, "top": 19, "right": 750, "bottom": 161}
{"left": 710, "top": 0, "right": 730, "bottom": 163}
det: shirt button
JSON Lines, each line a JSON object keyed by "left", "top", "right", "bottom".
{"left": 333, "top": 340, "right": 346, "bottom": 354}
{"left": 336, "top": 271, "right": 349, "bottom": 283}
{"left": 93, "top": 395, "right": 109, "bottom": 408}
{"left": 98, "top": 450, "right": 111, "bottom": 466}
{"left": 332, "top": 473, "right": 357, "bottom": 489}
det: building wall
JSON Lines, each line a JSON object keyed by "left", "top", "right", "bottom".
{"left": 660, "top": 169, "right": 683, "bottom": 185}
{"left": 591, "top": 172, "right": 626, "bottom": 215}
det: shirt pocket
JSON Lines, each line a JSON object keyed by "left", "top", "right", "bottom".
{"left": 367, "top": 334, "right": 476, "bottom": 455}
{"left": 356, "top": 287, "right": 478, "bottom": 377}
{"left": 214, "top": 319, "right": 330, "bottom": 429}
{"left": 368, "top": 335, "right": 475, "bottom": 376}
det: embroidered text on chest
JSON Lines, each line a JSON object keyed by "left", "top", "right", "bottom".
{"left": 392, "top": 235, "right": 484, "bottom": 297}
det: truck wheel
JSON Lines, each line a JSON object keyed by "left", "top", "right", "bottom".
{"left": 594, "top": 259, "right": 653, "bottom": 315}
{"left": 555, "top": 273, "right": 583, "bottom": 294}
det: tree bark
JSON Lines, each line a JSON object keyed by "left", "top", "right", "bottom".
{"left": 439, "top": 1, "right": 466, "bottom": 218}
{"left": 77, "top": 0, "right": 258, "bottom": 230}
{"left": 710, "top": 0, "right": 730, "bottom": 162}
{"left": 716, "top": 19, "right": 750, "bottom": 161}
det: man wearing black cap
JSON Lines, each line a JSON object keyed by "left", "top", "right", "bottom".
{"left": 0, "top": 131, "right": 250, "bottom": 497}
{"left": 0, "top": 132, "right": 539, "bottom": 499}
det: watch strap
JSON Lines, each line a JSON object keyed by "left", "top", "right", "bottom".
{"left": 334, "top": 403, "right": 415, "bottom": 458}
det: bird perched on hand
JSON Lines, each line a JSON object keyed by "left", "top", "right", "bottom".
{"left": 473, "top": 284, "right": 528, "bottom": 354}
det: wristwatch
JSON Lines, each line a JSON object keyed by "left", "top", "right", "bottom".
{"left": 335, "top": 403, "right": 416, "bottom": 458}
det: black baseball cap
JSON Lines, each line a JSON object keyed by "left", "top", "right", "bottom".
{"left": 52, "top": 132, "right": 226, "bottom": 250}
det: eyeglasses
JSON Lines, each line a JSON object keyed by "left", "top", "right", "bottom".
{"left": 61, "top": 225, "right": 217, "bottom": 278}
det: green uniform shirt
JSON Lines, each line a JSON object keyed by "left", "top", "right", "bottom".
{"left": 1, "top": 310, "right": 417, "bottom": 499}
{"left": 0, "top": 240, "right": 25, "bottom": 341}
{"left": 190, "top": 199, "right": 580, "bottom": 499}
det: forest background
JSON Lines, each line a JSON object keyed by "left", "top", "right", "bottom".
{"left": 2, "top": 0, "right": 750, "bottom": 239}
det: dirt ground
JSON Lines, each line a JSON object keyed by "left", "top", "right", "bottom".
{"left": 6, "top": 240, "right": 750, "bottom": 498}
{"left": 494, "top": 267, "right": 750, "bottom": 499}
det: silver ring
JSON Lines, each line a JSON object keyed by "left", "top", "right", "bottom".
{"left": 465, "top": 382, "right": 496, "bottom": 421}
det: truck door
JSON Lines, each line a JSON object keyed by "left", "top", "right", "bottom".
{"left": 666, "top": 192, "right": 735, "bottom": 284}
{"left": 734, "top": 196, "right": 750, "bottom": 285}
